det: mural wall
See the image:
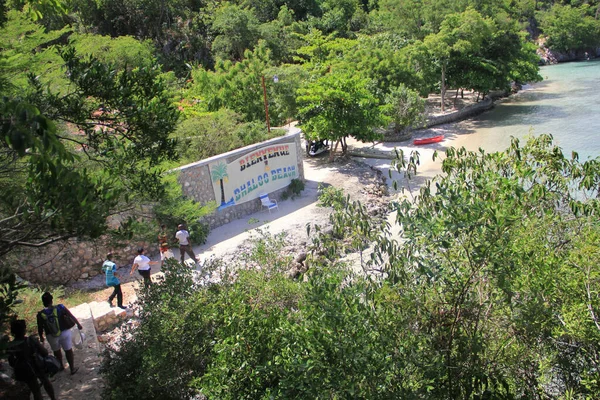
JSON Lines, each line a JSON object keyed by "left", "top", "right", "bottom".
{"left": 176, "top": 131, "right": 304, "bottom": 228}
{"left": 210, "top": 143, "right": 298, "bottom": 210}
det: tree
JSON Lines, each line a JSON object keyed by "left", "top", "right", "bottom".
{"left": 424, "top": 8, "right": 495, "bottom": 110}
{"left": 539, "top": 4, "right": 600, "bottom": 53}
{"left": 383, "top": 83, "right": 425, "bottom": 133}
{"left": 211, "top": 3, "right": 260, "bottom": 61}
{"left": 297, "top": 71, "right": 386, "bottom": 160}
{"left": 185, "top": 44, "right": 274, "bottom": 124}
{"left": 0, "top": 47, "right": 180, "bottom": 258}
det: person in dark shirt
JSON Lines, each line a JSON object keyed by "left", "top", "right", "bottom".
{"left": 7, "top": 319, "right": 57, "bottom": 400}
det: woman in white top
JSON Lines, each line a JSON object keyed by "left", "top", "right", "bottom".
{"left": 130, "top": 247, "right": 160, "bottom": 287}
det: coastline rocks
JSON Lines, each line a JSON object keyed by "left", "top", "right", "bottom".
{"left": 536, "top": 37, "right": 599, "bottom": 64}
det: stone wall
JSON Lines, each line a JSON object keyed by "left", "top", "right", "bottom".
{"left": 424, "top": 97, "right": 493, "bottom": 127}
{"left": 15, "top": 238, "right": 160, "bottom": 285}
{"left": 175, "top": 131, "right": 304, "bottom": 229}
{"left": 382, "top": 97, "right": 495, "bottom": 142}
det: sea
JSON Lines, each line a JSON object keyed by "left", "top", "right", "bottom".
{"left": 459, "top": 59, "right": 600, "bottom": 161}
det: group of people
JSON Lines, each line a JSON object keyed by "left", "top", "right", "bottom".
{"left": 6, "top": 223, "right": 199, "bottom": 399}
{"left": 101, "top": 223, "right": 199, "bottom": 306}
{"left": 8, "top": 292, "right": 83, "bottom": 400}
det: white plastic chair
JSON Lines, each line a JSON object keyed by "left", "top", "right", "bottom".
{"left": 259, "top": 193, "right": 278, "bottom": 213}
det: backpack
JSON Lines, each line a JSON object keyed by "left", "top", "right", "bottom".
{"left": 39, "top": 307, "right": 61, "bottom": 337}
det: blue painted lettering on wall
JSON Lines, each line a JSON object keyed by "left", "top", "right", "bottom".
{"left": 234, "top": 173, "right": 270, "bottom": 202}
{"left": 271, "top": 166, "right": 296, "bottom": 181}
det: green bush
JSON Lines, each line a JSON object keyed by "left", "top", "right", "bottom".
{"left": 281, "top": 178, "right": 305, "bottom": 200}
{"left": 317, "top": 184, "right": 347, "bottom": 210}
{"left": 152, "top": 172, "right": 214, "bottom": 245}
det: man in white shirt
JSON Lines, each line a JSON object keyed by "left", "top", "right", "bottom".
{"left": 175, "top": 224, "right": 198, "bottom": 266}
{"left": 130, "top": 247, "right": 159, "bottom": 287}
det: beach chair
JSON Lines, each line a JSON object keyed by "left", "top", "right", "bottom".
{"left": 259, "top": 193, "right": 278, "bottom": 213}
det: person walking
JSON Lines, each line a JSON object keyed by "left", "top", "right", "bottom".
{"left": 36, "top": 292, "right": 82, "bottom": 375}
{"left": 175, "top": 224, "right": 197, "bottom": 266}
{"left": 7, "top": 319, "right": 57, "bottom": 400}
{"left": 130, "top": 247, "right": 160, "bottom": 287}
{"left": 102, "top": 253, "right": 127, "bottom": 309}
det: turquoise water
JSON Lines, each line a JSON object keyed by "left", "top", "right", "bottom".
{"left": 460, "top": 59, "right": 600, "bottom": 161}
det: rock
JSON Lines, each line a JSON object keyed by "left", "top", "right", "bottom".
{"left": 294, "top": 252, "right": 307, "bottom": 263}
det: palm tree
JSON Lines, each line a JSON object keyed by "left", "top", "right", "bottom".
{"left": 210, "top": 162, "right": 229, "bottom": 205}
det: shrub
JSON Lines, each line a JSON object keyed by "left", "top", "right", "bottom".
{"left": 152, "top": 172, "right": 214, "bottom": 245}
{"left": 281, "top": 178, "right": 305, "bottom": 200}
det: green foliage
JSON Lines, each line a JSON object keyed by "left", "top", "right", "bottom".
{"left": 0, "top": 270, "right": 26, "bottom": 355}
{"left": 264, "top": 63, "right": 309, "bottom": 123}
{"left": 538, "top": 4, "right": 600, "bottom": 53}
{"left": 420, "top": 8, "right": 541, "bottom": 103}
{"left": 297, "top": 71, "right": 386, "bottom": 159}
{"left": 317, "top": 184, "right": 346, "bottom": 210}
{"left": 173, "top": 109, "right": 282, "bottom": 164}
{"left": 211, "top": 3, "right": 260, "bottom": 61}
{"left": 70, "top": 33, "right": 157, "bottom": 70}
{"left": 100, "top": 258, "right": 208, "bottom": 400}
{"left": 186, "top": 44, "right": 274, "bottom": 123}
{"left": 152, "top": 172, "right": 214, "bottom": 246}
{"left": 0, "top": 10, "right": 70, "bottom": 91}
{"left": 280, "top": 177, "right": 304, "bottom": 200}
{"left": 258, "top": 6, "right": 304, "bottom": 64}
{"left": 313, "top": 0, "right": 361, "bottom": 36}
{"left": 384, "top": 83, "right": 425, "bottom": 132}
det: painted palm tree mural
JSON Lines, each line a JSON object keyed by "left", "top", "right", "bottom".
{"left": 211, "top": 162, "right": 234, "bottom": 209}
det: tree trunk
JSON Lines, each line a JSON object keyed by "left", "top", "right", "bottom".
{"left": 341, "top": 137, "right": 348, "bottom": 154}
{"left": 440, "top": 64, "right": 446, "bottom": 113}
{"left": 329, "top": 140, "right": 339, "bottom": 162}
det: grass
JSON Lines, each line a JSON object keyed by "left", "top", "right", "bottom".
{"left": 12, "top": 285, "right": 95, "bottom": 336}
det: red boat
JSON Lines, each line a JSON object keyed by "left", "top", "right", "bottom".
{"left": 413, "top": 135, "right": 444, "bottom": 145}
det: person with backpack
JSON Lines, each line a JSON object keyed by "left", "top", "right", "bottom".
{"left": 7, "top": 319, "right": 57, "bottom": 400}
{"left": 36, "top": 292, "right": 82, "bottom": 375}
{"left": 102, "top": 252, "right": 127, "bottom": 309}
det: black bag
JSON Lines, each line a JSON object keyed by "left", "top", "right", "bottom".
{"left": 58, "top": 304, "right": 76, "bottom": 330}
{"left": 34, "top": 352, "right": 62, "bottom": 376}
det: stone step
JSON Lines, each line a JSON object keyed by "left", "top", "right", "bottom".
{"left": 69, "top": 303, "right": 99, "bottom": 353}
{"left": 88, "top": 301, "right": 127, "bottom": 333}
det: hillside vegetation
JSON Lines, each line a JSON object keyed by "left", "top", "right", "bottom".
{"left": 2, "top": 1, "right": 600, "bottom": 398}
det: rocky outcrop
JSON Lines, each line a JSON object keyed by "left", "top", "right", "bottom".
{"left": 536, "top": 37, "right": 599, "bottom": 64}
